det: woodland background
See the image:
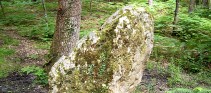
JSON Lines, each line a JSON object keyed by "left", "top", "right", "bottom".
{"left": 0, "top": 0, "right": 211, "bottom": 92}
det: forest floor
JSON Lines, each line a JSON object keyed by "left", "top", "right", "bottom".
{"left": 0, "top": 28, "right": 169, "bottom": 93}
{"left": 3, "top": 28, "right": 48, "bottom": 66}
{"left": 0, "top": 72, "right": 48, "bottom": 93}
{"left": 0, "top": 28, "right": 48, "bottom": 93}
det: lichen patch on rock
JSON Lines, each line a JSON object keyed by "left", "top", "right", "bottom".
{"left": 49, "top": 6, "right": 154, "bottom": 93}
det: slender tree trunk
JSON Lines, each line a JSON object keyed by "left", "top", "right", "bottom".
{"left": 41, "top": 0, "right": 48, "bottom": 26}
{"left": 209, "top": 0, "right": 211, "bottom": 9}
{"left": 202, "top": 0, "right": 208, "bottom": 7}
{"left": 148, "top": 0, "right": 153, "bottom": 6}
{"left": 196, "top": 0, "right": 203, "bottom": 6}
{"left": 196, "top": 0, "right": 200, "bottom": 5}
{"left": 42, "top": 0, "right": 48, "bottom": 19}
{"left": 89, "top": 0, "right": 92, "bottom": 13}
{"left": 0, "top": 0, "right": 5, "bottom": 17}
{"left": 46, "top": 0, "right": 81, "bottom": 70}
{"left": 172, "top": 0, "right": 179, "bottom": 36}
{"left": 189, "top": 0, "right": 195, "bottom": 13}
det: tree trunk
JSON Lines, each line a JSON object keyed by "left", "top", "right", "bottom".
{"left": 148, "top": 0, "right": 153, "bottom": 6}
{"left": 202, "top": 0, "right": 208, "bottom": 7}
{"left": 196, "top": 0, "right": 200, "bottom": 5}
{"left": 41, "top": 0, "right": 47, "bottom": 19}
{"left": 47, "top": 0, "right": 81, "bottom": 70}
{"left": 41, "top": 0, "right": 48, "bottom": 25}
{"left": 172, "top": 0, "right": 179, "bottom": 36}
{"left": 189, "top": 0, "right": 195, "bottom": 13}
{"left": 209, "top": 0, "right": 211, "bottom": 9}
{"left": 89, "top": 0, "right": 92, "bottom": 13}
{"left": 0, "top": 0, "right": 5, "bottom": 17}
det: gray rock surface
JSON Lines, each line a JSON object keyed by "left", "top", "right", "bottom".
{"left": 49, "top": 6, "right": 154, "bottom": 93}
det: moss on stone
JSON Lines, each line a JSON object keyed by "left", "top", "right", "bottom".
{"left": 49, "top": 6, "right": 154, "bottom": 93}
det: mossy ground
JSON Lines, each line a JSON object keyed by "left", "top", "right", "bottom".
{"left": 0, "top": 31, "right": 19, "bottom": 78}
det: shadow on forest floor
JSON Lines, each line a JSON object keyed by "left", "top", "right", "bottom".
{"left": 0, "top": 72, "right": 48, "bottom": 93}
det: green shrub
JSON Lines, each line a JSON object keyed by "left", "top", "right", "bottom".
{"left": 167, "top": 60, "right": 182, "bottom": 87}
{"left": 167, "top": 87, "right": 211, "bottom": 93}
{"left": 18, "top": 18, "right": 55, "bottom": 41}
{"left": 0, "top": 13, "right": 36, "bottom": 26}
{"left": 174, "top": 14, "right": 211, "bottom": 41}
{"left": 21, "top": 66, "right": 48, "bottom": 85}
{"left": 151, "top": 2, "right": 211, "bottom": 72}
{"left": 151, "top": 34, "right": 182, "bottom": 61}
{"left": 167, "top": 88, "right": 193, "bottom": 93}
{"left": 168, "top": 14, "right": 211, "bottom": 73}
{"left": 0, "top": 48, "right": 16, "bottom": 78}
{"left": 177, "top": 35, "right": 211, "bottom": 73}
{"left": 193, "top": 8, "right": 211, "bottom": 19}
{"left": 194, "top": 71, "right": 211, "bottom": 86}
{"left": 37, "top": 2, "right": 58, "bottom": 12}
{"left": 155, "top": 16, "right": 173, "bottom": 34}
{"left": 30, "top": 22, "right": 55, "bottom": 40}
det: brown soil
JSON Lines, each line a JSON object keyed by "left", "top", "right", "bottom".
{"left": 138, "top": 69, "right": 169, "bottom": 93}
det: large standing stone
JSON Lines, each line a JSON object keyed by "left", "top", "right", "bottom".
{"left": 49, "top": 6, "right": 154, "bottom": 93}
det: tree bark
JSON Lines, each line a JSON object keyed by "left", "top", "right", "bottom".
{"left": 148, "top": 0, "right": 153, "bottom": 6}
{"left": 47, "top": 0, "right": 81, "bottom": 70}
{"left": 209, "top": 0, "right": 211, "bottom": 9}
{"left": 189, "top": 0, "right": 195, "bottom": 13}
{"left": 0, "top": 0, "right": 5, "bottom": 17}
{"left": 41, "top": 0, "right": 48, "bottom": 25}
{"left": 172, "top": 0, "right": 179, "bottom": 36}
{"left": 89, "top": 0, "right": 92, "bottom": 13}
{"left": 202, "top": 0, "right": 208, "bottom": 7}
{"left": 196, "top": 0, "right": 200, "bottom": 5}
{"left": 42, "top": 0, "right": 48, "bottom": 19}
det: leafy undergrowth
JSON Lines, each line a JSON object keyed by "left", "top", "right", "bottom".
{"left": 167, "top": 87, "right": 211, "bottom": 93}
{"left": 133, "top": 0, "right": 211, "bottom": 92}
{"left": 135, "top": 34, "right": 211, "bottom": 92}
{"left": 21, "top": 66, "right": 48, "bottom": 85}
